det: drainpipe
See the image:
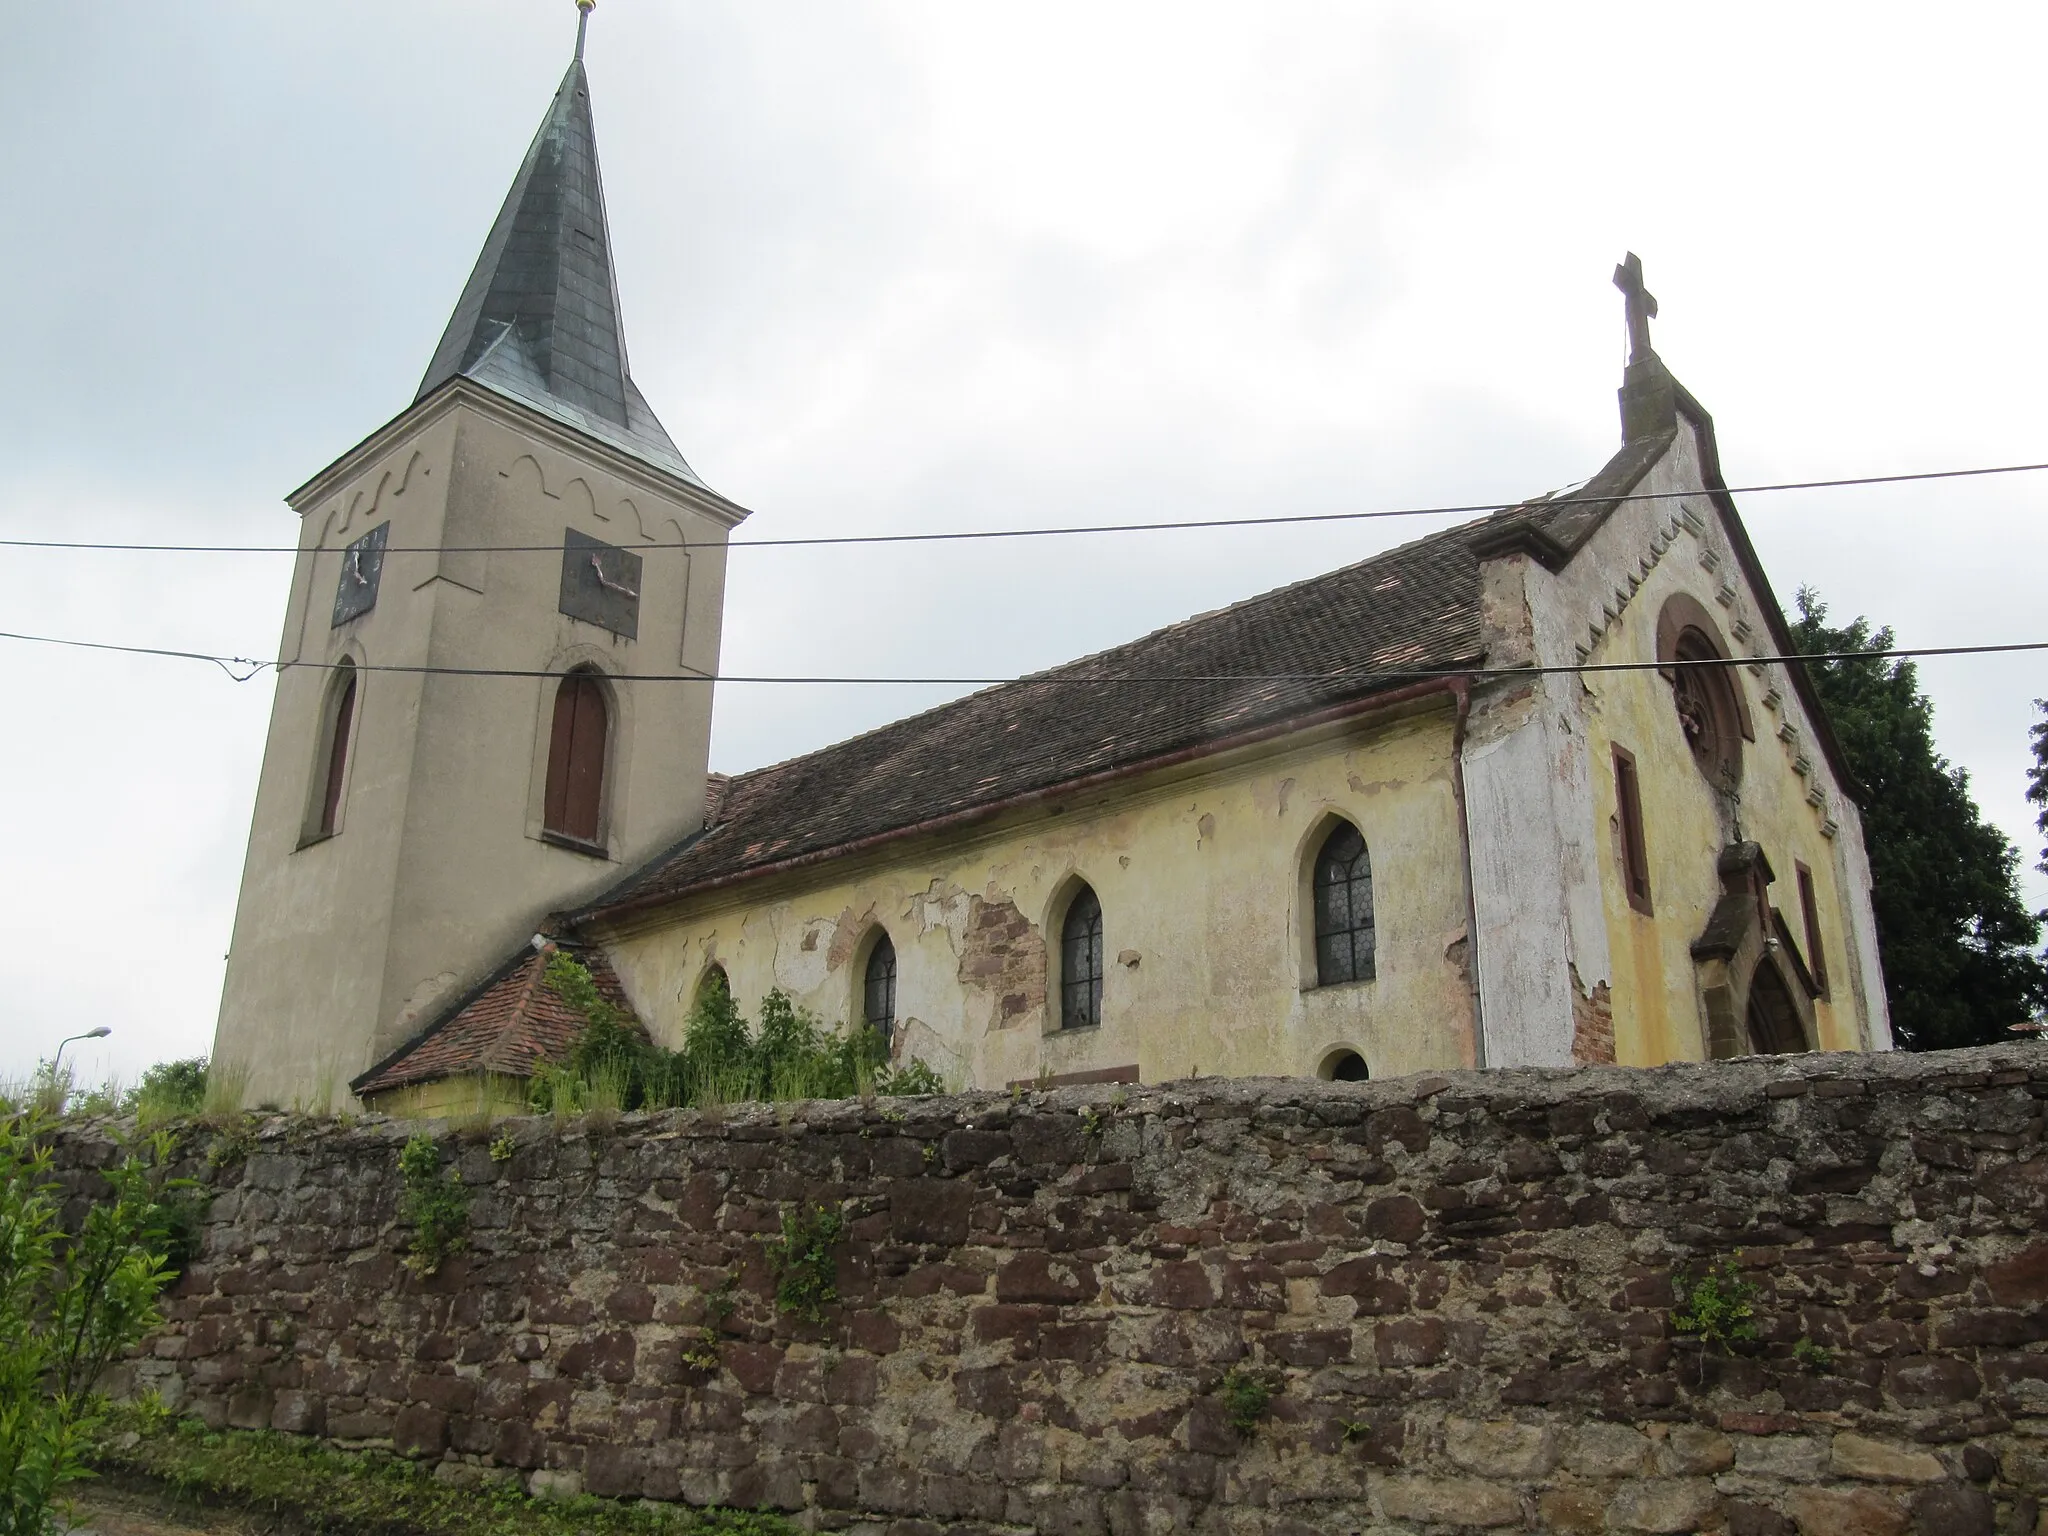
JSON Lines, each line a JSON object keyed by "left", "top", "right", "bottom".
{"left": 1449, "top": 675, "right": 1487, "bottom": 1069}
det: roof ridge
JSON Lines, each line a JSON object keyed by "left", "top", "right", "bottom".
{"left": 707, "top": 509, "right": 1504, "bottom": 803}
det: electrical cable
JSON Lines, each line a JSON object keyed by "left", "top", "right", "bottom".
{"left": 1, "top": 627, "right": 2040, "bottom": 687}
{"left": 2, "top": 459, "right": 2043, "bottom": 557}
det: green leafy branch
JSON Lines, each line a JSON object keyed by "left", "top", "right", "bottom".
{"left": 397, "top": 1135, "right": 469, "bottom": 1278}
{"left": 765, "top": 1203, "right": 844, "bottom": 1324}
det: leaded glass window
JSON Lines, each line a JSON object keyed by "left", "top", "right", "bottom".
{"left": 1060, "top": 886, "right": 1104, "bottom": 1030}
{"left": 863, "top": 934, "right": 897, "bottom": 1044}
{"left": 1313, "top": 823, "right": 1375, "bottom": 986}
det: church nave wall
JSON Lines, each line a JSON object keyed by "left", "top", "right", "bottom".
{"left": 600, "top": 706, "right": 1479, "bottom": 1091}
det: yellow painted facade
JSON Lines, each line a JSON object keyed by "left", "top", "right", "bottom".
{"left": 1585, "top": 652, "right": 1863, "bottom": 1064}
{"left": 368, "top": 1074, "right": 532, "bottom": 1123}
{"left": 598, "top": 704, "right": 1480, "bottom": 1090}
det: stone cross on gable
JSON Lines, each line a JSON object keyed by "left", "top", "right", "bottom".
{"left": 1613, "top": 251, "right": 1658, "bottom": 363}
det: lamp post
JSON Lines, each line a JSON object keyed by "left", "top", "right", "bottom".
{"left": 50, "top": 1025, "right": 111, "bottom": 1078}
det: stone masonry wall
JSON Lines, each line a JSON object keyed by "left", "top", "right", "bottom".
{"left": 58, "top": 1042, "right": 2048, "bottom": 1534}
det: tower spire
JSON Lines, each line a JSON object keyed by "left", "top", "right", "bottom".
{"left": 414, "top": 7, "right": 705, "bottom": 488}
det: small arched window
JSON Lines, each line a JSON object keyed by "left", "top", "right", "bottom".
{"left": 544, "top": 667, "right": 609, "bottom": 845}
{"left": 1059, "top": 885, "right": 1105, "bottom": 1031}
{"left": 1321, "top": 1049, "right": 1370, "bottom": 1082}
{"left": 863, "top": 934, "right": 897, "bottom": 1045}
{"left": 311, "top": 659, "right": 357, "bottom": 841}
{"left": 1313, "top": 822, "right": 1375, "bottom": 986}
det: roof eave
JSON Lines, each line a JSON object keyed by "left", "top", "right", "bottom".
{"left": 285, "top": 377, "right": 753, "bottom": 529}
{"left": 570, "top": 669, "right": 1480, "bottom": 932}
{"left": 1668, "top": 382, "right": 1864, "bottom": 802}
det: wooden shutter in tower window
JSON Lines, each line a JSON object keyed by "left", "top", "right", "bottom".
{"left": 544, "top": 671, "right": 608, "bottom": 844}
{"left": 318, "top": 670, "right": 356, "bottom": 838}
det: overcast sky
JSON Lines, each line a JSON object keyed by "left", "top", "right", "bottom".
{"left": 5, "top": 2, "right": 2044, "bottom": 1086}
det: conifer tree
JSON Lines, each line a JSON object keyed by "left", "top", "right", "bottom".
{"left": 1790, "top": 589, "right": 2047, "bottom": 1048}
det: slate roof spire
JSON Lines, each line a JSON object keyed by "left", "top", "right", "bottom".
{"left": 416, "top": 4, "right": 705, "bottom": 486}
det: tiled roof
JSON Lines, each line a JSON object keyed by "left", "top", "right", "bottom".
{"left": 580, "top": 509, "right": 1507, "bottom": 921}
{"left": 352, "top": 944, "right": 638, "bottom": 1098}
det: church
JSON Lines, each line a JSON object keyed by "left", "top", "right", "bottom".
{"left": 210, "top": 17, "right": 1891, "bottom": 1116}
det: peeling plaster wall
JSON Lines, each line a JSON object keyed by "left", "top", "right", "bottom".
{"left": 1520, "top": 418, "right": 1888, "bottom": 1064}
{"left": 602, "top": 711, "right": 1478, "bottom": 1090}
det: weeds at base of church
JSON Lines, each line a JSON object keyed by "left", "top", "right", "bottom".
{"left": 85, "top": 1403, "right": 801, "bottom": 1536}
{"left": 525, "top": 954, "right": 944, "bottom": 1118}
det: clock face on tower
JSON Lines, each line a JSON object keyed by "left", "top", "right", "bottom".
{"left": 331, "top": 522, "right": 389, "bottom": 627}
{"left": 559, "top": 527, "right": 643, "bottom": 639}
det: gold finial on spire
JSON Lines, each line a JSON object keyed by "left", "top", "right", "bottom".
{"left": 574, "top": 0, "right": 595, "bottom": 61}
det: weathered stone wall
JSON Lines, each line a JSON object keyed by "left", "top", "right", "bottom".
{"left": 62, "top": 1043, "right": 2048, "bottom": 1534}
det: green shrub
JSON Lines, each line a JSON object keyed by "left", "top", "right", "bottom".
{"left": 529, "top": 956, "right": 935, "bottom": 1117}
{"left": 1671, "top": 1255, "right": 1759, "bottom": 1353}
{"left": 876, "top": 1058, "right": 945, "bottom": 1097}
{"left": 397, "top": 1135, "right": 469, "bottom": 1277}
{"left": 766, "top": 1203, "right": 844, "bottom": 1324}
{"left": 2, "top": 1112, "right": 184, "bottom": 1536}
{"left": 1792, "top": 1335, "right": 1835, "bottom": 1373}
{"left": 128, "top": 1058, "right": 209, "bottom": 1125}
{"left": 1217, "top": 1367, "right": 1273, "bottom": 1436}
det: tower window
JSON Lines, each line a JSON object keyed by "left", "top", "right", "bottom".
{"left": 1059, "top": 885, "right": 1105, "bottom": 1031}
{"left": 863, "top": 934, "right": 897, "bottom": 1045}
{"left": 308, "top": 659, "right": 357, "bottom": 843}
{"left": 544, "top": 667, "right": 609, "bottom": 846}
{"left": 1312, "top": 821, "right": 1376, "bottom": 986}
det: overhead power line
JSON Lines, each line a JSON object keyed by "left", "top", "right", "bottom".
{"left": 2, "top": 458, "right": 2044, "bottom": 557}
{"left": 1, "top": 626, "right": 2041, "bottom": 688}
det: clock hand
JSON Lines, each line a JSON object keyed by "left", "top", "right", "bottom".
{"left": 590, "top": 552, "right": 639, "bottom": 600}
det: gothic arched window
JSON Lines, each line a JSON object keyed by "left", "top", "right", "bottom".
{"left": 310, "top": 659, "right": 357, "bottom": 842}
{"left": 1313, "top": 822, "right": 1376, "bottom": 986}
{"left": 544, "top": 667, "right": 609, "bottom": 845}
{"left": 863, "top": 934, "right": 897, "bottom": 1044}
{"left": 1059, "top": 885, "right": 1105, "bottom": 1031}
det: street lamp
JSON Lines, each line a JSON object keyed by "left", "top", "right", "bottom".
{"left": 50, "top": 1025, "right": 112, "bottom": 1077}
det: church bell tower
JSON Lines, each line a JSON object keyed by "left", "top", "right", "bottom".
{"left": 213, "top": 7, "right": 744, "bottom": 1109}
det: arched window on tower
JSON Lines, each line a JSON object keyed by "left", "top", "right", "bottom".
{"left": 1312, "top": 821, "right": 1376, "bottom": 986}
{"left": 544, "top": 667, "right": 609, "bottom": 846}
{"left": 863, "top": 934, "right": 897, "bottom": 1046}
{"left": 1059, "top": 885, "right": 1105, "bottom": 1030}
{"left": 307, "top": 658, "right": 357, "bottom": 843}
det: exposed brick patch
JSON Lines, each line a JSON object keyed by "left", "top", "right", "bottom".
{"left": 1570, "top": 961, "right": 1616, "bottom": 1064}
{"left": 958, "top": 894, "right": 1045, "bottom": 1026}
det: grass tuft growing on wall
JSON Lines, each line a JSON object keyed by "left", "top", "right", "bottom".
{"left": 89, "top": 1406, "right": 802, "bottom": 1536}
